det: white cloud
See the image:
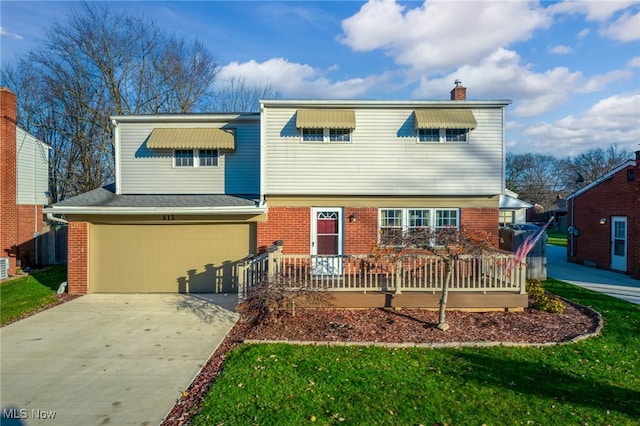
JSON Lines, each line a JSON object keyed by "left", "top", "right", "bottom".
{"left": 550, "top": 0, "right": 638, "bottom": 21}
{"left": 0, "top": 27, "right": 23, "bottom": 40}
{"left": 628, "top": 57, "right": 640, "bottom": 68}
{"left": 217, "top": 58, "right": 388, "bottom": 99}
{"left": 517, "top": 92, "right": 640, "bottom": 156}
{"left": 413, "top": 48, "right": 583, "bottom": 117}
{"left": 549, "top": 45, "right": 573, "bottom": 54}
{"left": 340, "top": 0, "right": 551, "bottom": 75}
{"left": 600, "top": 10, "right": 640, "bottom": 41}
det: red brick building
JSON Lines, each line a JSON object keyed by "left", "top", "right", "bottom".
{"left": 1, "top": 87, "right": 51, "bottom": 276}
{"left": 566, "top": 153, "right": 640, "bottom": 279}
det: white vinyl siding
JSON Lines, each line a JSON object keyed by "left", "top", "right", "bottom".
{"left": 118, "top": 119, "right": 259, "bottom": 195}
{"left": 263, "top": 106, "right": 505, "bottom": 196}
{"left": 16, "top": 128, "right": 49, "bottom": 205}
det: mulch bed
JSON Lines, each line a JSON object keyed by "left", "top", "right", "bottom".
{"left": 161, "top": 298, "right": 601, "bottom": 425}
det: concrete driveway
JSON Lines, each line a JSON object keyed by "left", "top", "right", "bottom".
{"left": 547, "top": 244, "right": 640, "bottom": 305}
{"left": 0, "top": 293, "right": 239, "bottom": 426}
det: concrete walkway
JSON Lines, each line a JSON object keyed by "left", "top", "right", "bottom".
{"left": 0, "top": 293, "right": 239, "bottom": 426}
{"left": 547, "top": 244, "right": 640, "bottom": 305}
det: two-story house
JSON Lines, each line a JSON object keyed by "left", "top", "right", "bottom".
{"left": 48, "top": 83, "right": 514, "bottom": 297}
{"left": 1, "top": 88, "right": 51, "bottom": 277}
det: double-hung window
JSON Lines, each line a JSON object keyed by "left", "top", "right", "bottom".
{"left": 418, "top": 128, "right": 469, "bottom": 143}
{"left": 379, "top": 208, "right": 459, "bottom": 246}
{"left": 174, "top": 149, "right": 219, "bottom": 168}
{"left": 301, "top": 128, "right": 351, "bottom": 143}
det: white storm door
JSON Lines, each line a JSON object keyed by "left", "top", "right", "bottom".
{"left": 611, "top": 216, "right": 627, "bottom": 271}
{"left": 311, "top": 208, "right": 343, "bottom": 276}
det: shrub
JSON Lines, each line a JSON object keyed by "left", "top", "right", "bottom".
{"left": 527, "top": 279, "right": 565, "bottom": 314}
{"left": 238, "top": 276, "right": 333, "bottom": 325}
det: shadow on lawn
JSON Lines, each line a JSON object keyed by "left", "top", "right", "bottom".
{"left": 451, "top": 350, "right": 639, "bottom": 419}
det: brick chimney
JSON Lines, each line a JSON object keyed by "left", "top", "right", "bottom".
{"left": 1, "top": 87, "right": 18, "bottom": 274}
{"left": 450, "top": 79, "right": 466, "bottom": 100}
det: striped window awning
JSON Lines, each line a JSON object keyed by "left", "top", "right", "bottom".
{"left": 414, "top": 109, "right": 477, "bottom": 130}
{"left": 146, "top": 128, "right": 236, "bottom": 150}
{"left": 296, "top": 110, "right": 356, "bottom": 129}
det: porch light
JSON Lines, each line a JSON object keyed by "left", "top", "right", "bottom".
{"left": 349, "top": 213, "right": 357, "bottom": 222}
{"left": 600, "top": 217, "right": 607, "bottom": 225}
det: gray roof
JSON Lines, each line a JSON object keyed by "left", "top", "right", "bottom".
{"left": 53, "top": 184, "right": 259, "bottom": 208}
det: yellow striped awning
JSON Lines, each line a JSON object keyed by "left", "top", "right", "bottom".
{"left": 296, "top": 110, "right": 356, "bottom": 129}
{"left": 414, "top": 109, "right": 477, "bottom": 130}
{"left": 146, "top": 128, "right": 236, "bottom": 150}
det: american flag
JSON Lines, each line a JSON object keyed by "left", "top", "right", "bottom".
{"left": 508, "top": 217, "right": 553, "bottom": 271}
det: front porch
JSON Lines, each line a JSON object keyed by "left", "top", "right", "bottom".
{"left": 239, "top": 242, "right": 528, "bottom": 311}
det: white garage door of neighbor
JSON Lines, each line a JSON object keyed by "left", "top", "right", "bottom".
{"left": 90, "top": 223, "right": 253, "bottom": 293}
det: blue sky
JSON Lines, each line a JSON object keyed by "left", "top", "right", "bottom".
{"left": 1, "top": 0, "right": 639, "bottom": 157}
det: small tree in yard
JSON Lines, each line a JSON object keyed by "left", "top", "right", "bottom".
{"left": 381, "top": 227, "right": 501, "bottom": 331}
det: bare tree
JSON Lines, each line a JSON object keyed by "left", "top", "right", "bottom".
{"left": 381, "top": 227, "right": 500, "bottom": 331}
{"left": 505, "top": 153, "right": 566, "bottom": 209}
{"left": 565, "top": 144, "right": 632, "bottom": 192}
{"left": 506, "top": 145, "right": 633, "bottom": 209}
{"left": 215, "top": 76, "right": 275, "bottom": 112}
{"left": 1, "top": 2, "right": 219, "bottom": 201}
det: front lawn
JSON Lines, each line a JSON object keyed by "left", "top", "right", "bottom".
{"left": 547, "top": 229, "right": 568, "bottom": 247}
{"left": 0, "top": 266, "right": 67, "bottom": 325}
{"left": 192, "top": 278, "right": 639, "bottom": 425}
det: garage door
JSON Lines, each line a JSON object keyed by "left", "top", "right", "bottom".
{"left": 90, "top": 223, "right": 255, "bottom": 293}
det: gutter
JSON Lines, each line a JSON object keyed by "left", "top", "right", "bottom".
{"left": 43, "top": 205, "right": 268, "bottom": 216}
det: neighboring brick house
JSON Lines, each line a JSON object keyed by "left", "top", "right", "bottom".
{"left": 47, "top": 83, "right": 515, "bottom": 296}
{"left": 1, "top": 87, "right": 51, "bottom": 276}
{"left": 566, "top": 153, "right": 639, "bottom": 279}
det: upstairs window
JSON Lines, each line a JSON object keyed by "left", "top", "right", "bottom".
{"left": 174, "top": 149, "right": 218, "bottom": 168}
{"left": 414, "top": 109, "right": 476, "bottom": 144}
{"left": 301, "top": 128, "right": 351, "bottom": 143}
{"left": 296, "top": 109, "right": 355, "bottom": 143}
{"left": 418, "top": 128, "right": 469, "bottom": 143}
{"left": 174, "top": 149, "right": 194, "bottom": 167}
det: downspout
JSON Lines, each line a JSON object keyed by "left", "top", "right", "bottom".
{"left": 570, "top": 196, "right": 575, "bottom": 257}
{"left": 47, "top": 213, "right": 68, "bottom": 224}
{"left": 112, "top": 118, "right": 121, "bottom": 195}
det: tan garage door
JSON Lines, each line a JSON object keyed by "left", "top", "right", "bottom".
{"left": 90, "top": 223, "right": 255, "bottom": 293}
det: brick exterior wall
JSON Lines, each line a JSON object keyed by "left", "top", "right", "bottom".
{"left": 259, "top": 206, "right": 500, "bottom": 255}
{"left": 67, "top": 221, "right": 89, "bottom": 294}
{"left": 257, "top": 207, "right": 311, "bottom": 254}
{"left": 461, "top": 207, "right": 500, "bottom": 246}
{"left": 568, "top": 162, "right": 639, "bottom": 278}
{"left": 1, "top": 87, "right": 47, "bottom": 275}
{"left": 1, "top": 88, "right": 18, "bottom": 274}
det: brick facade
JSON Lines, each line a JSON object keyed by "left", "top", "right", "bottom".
{"left": 67, "top": 221, "right": 89, "bottom": 294}
{"left": 568, "top": 160, "right": 639, "bottom": 279}
{"left": 258, "top": 206, "right": 500, "bottom": 255}
{"left": 1, "top": 87, "right": 46, "bottom": 275}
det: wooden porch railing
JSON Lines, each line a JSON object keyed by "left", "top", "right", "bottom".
{"left": 238, "top": 241, "right": 527, "bottom": 302}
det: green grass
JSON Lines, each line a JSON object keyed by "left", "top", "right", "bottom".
{"left": 547, "top": 229, "right": 568, "bottom": 247}
{"left": 193, "top": 278, "right": 640, "bottom": 425}
{"left": 1, "top": 266, "right": 67, "bottom": 325}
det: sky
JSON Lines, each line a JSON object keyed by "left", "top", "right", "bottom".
{"left": 1, "top": 0, "right": 639, "bottom": 157}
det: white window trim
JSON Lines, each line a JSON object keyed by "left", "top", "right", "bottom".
{"left": 417, "top": 128, "right": 469, "bottom": 144}
{"left": 378, "top": 208, "right": 460, "bottom": 246}
{"left": 301, "top": 128, "right": 352, "bottom": 143}
{"left": 173, "top": 149, "right": 219, "bottom": 168}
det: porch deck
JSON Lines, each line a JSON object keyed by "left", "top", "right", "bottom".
{"left": 325, "top": 291, "right": 527, "bottom": 311}
{"left": 239, "top": 243, "right": 528, "bottom": 311}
